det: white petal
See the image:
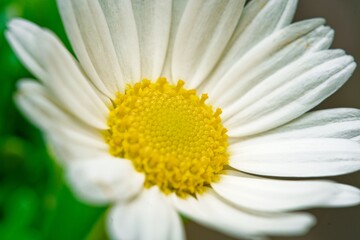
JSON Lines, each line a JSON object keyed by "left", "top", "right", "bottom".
{"left": 7, "top": 19, "right": 109, "bottom": 129}
{"left": 161, "top": 0, "right": 188, "bottom": 81}
{"left": 47, "top": 129, "right": 108, "bottom": 162}
{"left": 108, "top": 187, "right": 185, "bottom": 240}
{"left": 274, "top": 0, "right": 298, "bottom": 29}
{"left": 172, "top": 0, "right": 245, "bottom": 89}
{"left": 207, "top": 19, "right": 332, "bottom": 108}
{"left": 239, "top": 108, "right": 360, "bottom": 144}
{"left": 230, "top": 138, "right": 360, "bottom": 177}
{"left": 172, "top": 190, "right": 315, "bottom": 239}
{"left": 206, "top": 18, "right": 325, "bottom": 105}
{"left": 57, "top": 0, "right": 141, "bottom": 95}
{"left": 132, "top": 0, "right": 172, "bottom": 80}
{"left": 5, "top": 20, "right": 47, "bottom": 81}
{"left": 212, "top": 171, "right": 360, "bottom": 213}
{"left": 97, "top": 0, "right": 142, "bottom": 86}
{"left": 16, "top": 80, "right": 108, "bottom": 162}
{"left": 16, "top": 80, "right": 60, "bottom": 131}
{"left": 67, "top": 156, "right": 145, "bottom": 205}
{"left": 326, "top": 184, "right": 360, "bottom": 207}
{"left": 225, "top": 50, "right": 355, "bottom": 137}
{"left": 201, "top": 0, "right": 301, "bottom": 94}
{"left": 16, "top": 80, "right": 102, "bottom": 138}
{"left": 352, "top": 135, "right": 360, "bottom": 143}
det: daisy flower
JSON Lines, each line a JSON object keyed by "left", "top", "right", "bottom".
{"left": 6, "top": 0, "right": 360, "bottom": 239}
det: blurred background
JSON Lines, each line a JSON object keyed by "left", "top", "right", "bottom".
{"left": 0, "top": 0, "right": 359, "bottom": 239}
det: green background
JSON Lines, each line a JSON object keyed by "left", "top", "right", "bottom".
{"left": 1, "top": 1, "right": 360, "bottom": 240}
{"left": 1, "top": 1, "right": 107, "bottom": 239}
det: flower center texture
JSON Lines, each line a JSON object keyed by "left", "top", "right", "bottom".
{"left": 106, "top": 78, "right": 228, "bottom": 197}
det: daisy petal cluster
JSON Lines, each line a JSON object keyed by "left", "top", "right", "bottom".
{"left": 6, "top": 0, "right": 360, "bottom": 239}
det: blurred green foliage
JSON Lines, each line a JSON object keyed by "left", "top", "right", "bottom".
{"left": 1, "top": 1, "right": 107, "bottom": 239}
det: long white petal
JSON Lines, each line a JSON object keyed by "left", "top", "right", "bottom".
{"left": 238, "top": 108, "right": 360, "bottom": 144}
{"left": 57, "top": 0, "right": 141, "bottom": 95}
{"left": 207, "top": 19, "right": 332, "bottom": 108}
{"left": 161, "top": 0, "right": 188, "bottom": 81}
{"left": 16, "top": 80, "right": 108, "bottom": 161}
{"left": 225, "top": 50, "right": 355, "bottom": 137}
{"left": 326, "top": 184, "right": 360, "bottom": 207}
{"left": 172, "top": 190, "right": 315, "bottom": 239}
{"left": 67, "top": 156, "right": 145, "bottom": 205}
{"left": 7, "top": 19, "right": 109, "bottom": 129}
{"left": 97, "top": 0, "right": 141, "bottom": 86}
{"left": 212, "top": 171, "right": 360, "bottom": 212}
{"left": 132, "top": 0, "right": 172, "bottom": 80}
{"left": 108, "top": 187, "right": 185, "bottom": 240}
{"left": 16, "top": 80, "right": 103, "bottom": 139}
{"left": 202, "top": 0, "right": 301, "bottom": 95}
{"left": 172, "top": 0, "right": 245, "bottom": 89}
{"left": 352, "top": 135, "right": 360, "bottom": 143}
{"left": 47, "top": 130, "right": 107, "bottom": 162}
{"left": 230, "top": 138, "right": 360, "bottom": 177}
{"left": 5, "top": 20, "right": 47, "bottom": 81}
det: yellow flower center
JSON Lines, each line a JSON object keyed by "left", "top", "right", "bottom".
{"left": 106, "top": 78, "right": 228, "bottom": 197}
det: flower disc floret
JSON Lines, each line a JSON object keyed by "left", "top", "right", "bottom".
{"left": 106, "top": 78, "right": 228, "bottom": 197}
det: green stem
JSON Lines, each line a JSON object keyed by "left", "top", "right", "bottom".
{"left": 85, "top": 211, "right": 109, "bottom": 240}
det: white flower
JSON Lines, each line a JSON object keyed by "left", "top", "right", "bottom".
{"left": 6, "top": 0, "right": 360, "bottom": 239}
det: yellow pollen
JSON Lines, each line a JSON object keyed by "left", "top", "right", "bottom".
{"left": 106, "top": 78, "right": 229, "bottom": 198}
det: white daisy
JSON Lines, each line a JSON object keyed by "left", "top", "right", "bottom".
{"left": 6, "top": 0, "right": 360, "bottom": 239}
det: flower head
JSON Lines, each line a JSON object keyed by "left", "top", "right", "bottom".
{"left": 6, "top": 0, "right": 360, "bottom": 239}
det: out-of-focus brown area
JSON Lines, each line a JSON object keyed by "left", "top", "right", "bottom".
{"left": 186, "top": 1, "right": 360, "bottom": 239}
